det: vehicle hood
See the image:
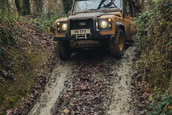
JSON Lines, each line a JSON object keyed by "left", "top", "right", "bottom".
{"left": 68, "top": 12, "right": 121, "bottom": 20}
{"left": 68, "top": 12, "right": 104, "bottom": 20}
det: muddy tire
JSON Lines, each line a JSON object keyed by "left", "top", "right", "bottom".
{"left": 56, "top": 41, "right": 71, "bottom": 60}
{"left": 110, "top": 29, "right": 125, "bottom": 58}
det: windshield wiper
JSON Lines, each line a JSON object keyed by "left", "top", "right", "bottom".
{"left": 81, "top": 9, "right": 98, "bottom": 13}
{"left": 98, "top": 0, "right": 118, "bottom": 9}
{"left": 99, "top": 8, "right": 120, "bottom": 13}
{"left": 99, "top": 8, "right": 113, "bottom": 12}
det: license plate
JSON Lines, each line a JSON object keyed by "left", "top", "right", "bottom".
{"left": 71, "top": 29, "right": 91, "bottom": 35}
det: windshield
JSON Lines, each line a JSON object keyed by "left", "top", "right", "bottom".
{"left": 74, "top": 0, "right": 121, "bottom": 13}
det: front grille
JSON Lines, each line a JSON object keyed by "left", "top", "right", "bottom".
{"left": 70, "top": 19, "right": 93, "bottom": 30}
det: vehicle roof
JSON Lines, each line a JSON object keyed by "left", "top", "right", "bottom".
{"left": 73, "top": 0, "right": 140, "bottom": 5}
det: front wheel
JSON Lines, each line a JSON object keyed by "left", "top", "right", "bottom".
{"left": 109, "top": 29, "right": 125, "bottom": 58}
{"left": 56, "top": 41, "right": 71, "bottom": 60}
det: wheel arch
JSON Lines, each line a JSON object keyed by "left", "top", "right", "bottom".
{"left": 115, "top": 22, "right": 125, "bottom": 37}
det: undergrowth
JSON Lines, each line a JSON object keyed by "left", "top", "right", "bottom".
{"left": 134, "top": 0, "right": 172, "bottom": 92}
{"left": 0, "top": 10, "right": 19, "bottom": 26}
{"left": 0, "top": 12, "right": 33, "bottom": 114}
{"left": 0, "top": 10, "right": 19, "bottom": 81}
{"left": 62, "top": 0, "right": 73, "bottom": 13}
{"left": 31, "top": 12, "right": 65, "bottom": 33}
{"left": 134, "top": 0, "right": 172, "bottom": 114}
{"left": 139, "top": 91, "right": 172, "bottom": 115}
{"left": 0, "top": 10, "right": 54, "bottom": 114}
{"left": 0, "top": 27, "right": 15, "bottom": 80}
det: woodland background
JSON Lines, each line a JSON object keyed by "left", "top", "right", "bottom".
{"left": 0, "top": 0, "right": 172, "bottom": 115}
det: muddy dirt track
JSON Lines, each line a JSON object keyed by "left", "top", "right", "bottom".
{"left": 29, "top": 46, "right": 136, "bottom": 115}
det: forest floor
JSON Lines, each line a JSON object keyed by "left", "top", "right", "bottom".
{"left": 1, "top": 16, "right": 151, "bottom": 115}
{"left": 0, "top": 16, "right": 56, "bottom": 114}
{"left": 29, "top": 46, "right": 137, "bottom": 115}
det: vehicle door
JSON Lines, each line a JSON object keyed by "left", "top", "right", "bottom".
{"left": 122, "top": 0, "right": 131, "bottom": 40}
{"left": 128, "top": 2, "right": 136, "bottom": 40}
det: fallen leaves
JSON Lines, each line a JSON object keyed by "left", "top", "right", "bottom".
{"left": 131, "top": 49, "right": 151, "bottom": 114}
{"left": 52, "top": 58, "right": 114, "bottom": 115}
{"left": 6, "top": 75, "right": 48, "bottom": 115}
{"left": 3, "top": 16, "right": 56, "bottom": 115}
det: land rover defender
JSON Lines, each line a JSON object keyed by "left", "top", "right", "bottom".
{"left": 53, "top": 0, "right": 141, "bottom": 59}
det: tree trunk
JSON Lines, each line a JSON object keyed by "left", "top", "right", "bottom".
{"left": 15, "top": 0, "right": 22, "bottom": 15}
{"left": 8, "top": 0, "right": 18, "bottom": 15}
{"left": 34, "top": 0, "right": 43, "bottom": 14}
{"left": 22, "top": 0, "right": 30, "bottom": 15}
{"left": 42, "top": 0, "right": 64, "bottom": 14}
{"left": 15, "top": 0, "right": 30, "bottom": 15}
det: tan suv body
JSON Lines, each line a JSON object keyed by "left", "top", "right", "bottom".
{"left": 54, "top": 0, "right": 141, "bottom": 59}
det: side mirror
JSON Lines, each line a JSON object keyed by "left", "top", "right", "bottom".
{"left": 126, "top": 6, "right": 130, "bottom": 15}
{"left": 67, "top": 11, "right": 71, "bottom": 17}
{"left": 123, "top": 5, "right": 130, "bottom": 18}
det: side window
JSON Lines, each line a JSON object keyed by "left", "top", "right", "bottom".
{"left": 129, "top": 4, "right": 133, "bottom": 17}
{"left": 123, "top": 0, "right": 127, "bottom": 14}
{"left": 124, "top": 0, "right": 127, "bottom": 12}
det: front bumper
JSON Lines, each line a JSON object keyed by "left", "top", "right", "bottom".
{"left": 53, "top": 34, "right": 116, "bottom": 48}
{"left": 53, "top": 34, "right": 113, "bottom": 41}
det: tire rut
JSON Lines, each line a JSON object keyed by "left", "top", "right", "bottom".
{"left": 29, "top": 46, "right": 136, "bottom": 115}
{"left": 106, "top": 47, "right": 136, "bottom": 115}
{"left": 29, "top": 61, "right": 74, "bottom": 115}
{"left": 51, "top": 55, "right": 114, "bottom": 114}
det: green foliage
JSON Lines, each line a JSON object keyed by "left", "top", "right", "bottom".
{"left": 0, "top": 0, "right": 10, "bottom": 14}
{"left": 31, "top": 12, "right": 65, "bottom": 33}
{"left": 22, "top": 0, "right": 31, "bottom": 15}
{"left": 0, "top": 27, "right": 15, "bottom": 80}
{"left": 62, "top": 0, "right": 73, "bottom": 13}
{"left": 0, "top": 12, "right": 55, "bottom": 114}
{"left": 0, "top": 11, "right": 35, "bottom": 114}
{"left": 134, "top": 0, "right": 172, "bottom": 92}
{"left": 139, "top": 91, "right": 172, "bottom": 115}
{"left": 0, "top": 9, "right": 19, "bottom": 26}
{"left": 0, "top": 27, "right": 34, "bottom": 114}
{"left": 0, "top": 4, "right": 56, "bottom": 114}
{"left": 0, "top": 10, "right": 21, "bottom": 80}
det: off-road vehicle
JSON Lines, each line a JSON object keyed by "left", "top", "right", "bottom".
{"left": 54, "top": 0, "right": 141, "bottom": 59}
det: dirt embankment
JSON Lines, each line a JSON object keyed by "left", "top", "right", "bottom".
{"left": 29, "top": 46, "right": 136, "bottom": 115}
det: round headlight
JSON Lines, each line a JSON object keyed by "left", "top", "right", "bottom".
{"left": 57, "top": 22, "right": 60, "bottom": 26}
{"left": 62, "top": 23, "right": 68, "bottom": 31}
{"left": 100, "top": 20, "right": 108, "bottom": 29}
